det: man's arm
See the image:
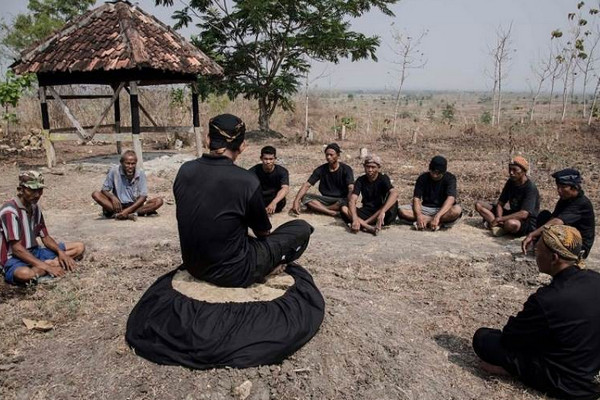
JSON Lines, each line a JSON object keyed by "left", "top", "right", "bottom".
{"left": 118, "top": 195, "right": 147, "bottom": 216}
{"left": 267, "top": 185, "right": 290, "bottom": 214}
{"left": 365, "top": 188, "right": 399, "bottom": 225}
{"left": 41, "top": 235, "right": 77, "bottom": 271}
{"left": 10, "top": 241, "right": 65, "bottom": 277}
{"left": 292, "top": 182, "right": 312, "bottom": 214}
{"left": 498, "top": 209, "right": 530, "bottom": 223}
{"left": 412, "top": 197, "right": 427, "bottom": 229}
{"left": 501, "top": 295, "right": 549, "bottom": 352}
{"left": 493, "top": 202, "right": 505, "bottom": 225}
{"left": 346, "top": 184, "right": 355, "bottom": 203}
{"left": 431, "top": 196, "right": 456, "bottom": 229}
{"left": 521, "top": 217, "right": 564, "bottom": 254}
{"left": 348, "top": 193, "right": 360, "bottom": 232}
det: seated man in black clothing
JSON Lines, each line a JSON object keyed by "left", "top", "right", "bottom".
{"left": 291, "top": 143, "right": 354, "bottom": 217}
{"left": 474, "top": 156, "right": 539, "bottom": 237}
{"left": 173, "top": 114, "right": 313, "bottom": 288}
{"left": 341, "top": 155, "right": 398, "bottom": 235}
{"left": 398, "top": 155, "right": 462, "bottom": 230}
{"left": 249, "top": 146, "right": 290, "bottom": 214}
{"left": 473, "top": 225, "right": 600, "bottom": 400}
{"left": 522, "top": 168, "right": 595, "bottom": 258}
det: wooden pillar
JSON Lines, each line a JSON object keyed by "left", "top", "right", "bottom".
{"left": 39, "top": 86, "right": 56, "bottom": 168}
{"left": 114, "top": 86, "right": 122, "bottom": 155}
{"left": 129, "top": 81, "right": 143, "bottom": 168}
{"left": 192, "top": 84, "right": 202, "bottom": 157}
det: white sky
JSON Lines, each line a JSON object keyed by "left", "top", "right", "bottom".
{"left": 0, "top": 0, "right": 583, "bottom": 91}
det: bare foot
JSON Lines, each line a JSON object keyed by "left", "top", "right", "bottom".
{"left": 268, "top": 264, "right": 286, "bottom": 277}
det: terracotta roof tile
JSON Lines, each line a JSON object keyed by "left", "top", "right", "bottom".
{"left": 11, "top": 0, "right": 222, "bottom": 77}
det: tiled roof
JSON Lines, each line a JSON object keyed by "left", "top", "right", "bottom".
{"left": 12, "top": 0, "right": 222, "bottom": 77}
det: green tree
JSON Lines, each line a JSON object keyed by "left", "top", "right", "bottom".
{"left": 157, "top": 0, "right": 399, "bottom": 132}
{"left": 0, "top": 71, "right": 34, "bottom": 136}
{"left": 1, "top": 0, "right": 95, "bottom": 56}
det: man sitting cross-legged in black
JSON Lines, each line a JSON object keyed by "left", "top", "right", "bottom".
{"left": 173, "top": 114, "right": 313, "bottom": 287}
{"left": 291, "top": 143, "right": 354, "bottom": 217}
{"left": 341, "top": 155, "right": 398, "bottom": 235}
{"left": 473, "top": 225, "right": 600, "bottom": 399}
{"left": 522, "top": 168, "right": 595, "bottom": 259}
{"left": 249, "top": 146, "right": 290, "bottom": 214}
{"left": 398, "top": 155, "right": 462, "bottom": 231}
{"left": 474, "top": 156, "right": 539, "bottom": 237}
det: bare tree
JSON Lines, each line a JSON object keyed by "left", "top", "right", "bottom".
{"left": 389, "top": 28, "right": 427, "bottom": 135}
{"left": 489, "top": 23, "right": 514, "bottom": 126}
{"left": 303, "top": 65, "right": 332, "bottom": 141}
{"left": 529, "top": 50, "right": 555, "bottom": 121}
{"left": 578, "top": 26, "right": 600, "bottom": 118}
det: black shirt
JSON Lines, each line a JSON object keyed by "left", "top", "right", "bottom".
{"left": 502, "top": 266, "right": 600, "bottom": 399}
{"left": 307, "top": 162, "right": 354, "bottom": 198}
{"left": 552, "top": 191, "right": 595, "bottom": 257}
{"left": 173, "top": 154, "right": 272, "bottom": 287}
{"left": 248, "top": 164, "right": 289, "bottom": 202}
{"left": 498, "top": 178, "right": 540, "bottom": 217}
{"left": 413, "top": 172, "right": 457, "bottom": 208}
{"left": 352, "top": 173, "right": 394, "bottom": 210}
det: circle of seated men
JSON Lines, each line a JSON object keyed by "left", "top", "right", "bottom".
{"left": 0, "top": 113, "right": 597, "bottom": 398}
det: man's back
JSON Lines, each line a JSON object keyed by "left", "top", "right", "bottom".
{"left": 503, "top": 267, "right": 600, "bottom": 398}
{"left": 173, "top": 154, "right": 271, "bottom": 287}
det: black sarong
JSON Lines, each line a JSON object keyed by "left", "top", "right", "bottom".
{"left": 125, "top": 263, "right": 324, "bottom": 369}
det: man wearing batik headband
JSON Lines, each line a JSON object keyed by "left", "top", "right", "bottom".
{"left": 473, "top": 225, "right": 600, "bottom": 399}
{"left": 340, "top": 155, "right": 398, "bottom": 235}
{"left": 0, "top": 171, "right": 85, "bottom": 285}
{"left": 474, "top": 156, "right": 540, "bottom": 237}
{"left": 173, "top": 114, "right": 314, "bottom": 288}
{"left": 522, "top": 168, "right": 595, "bottom": 258}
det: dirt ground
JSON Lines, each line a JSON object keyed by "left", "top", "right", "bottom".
{"left": 0, "top": 128, "right": 599, "bottom": 400}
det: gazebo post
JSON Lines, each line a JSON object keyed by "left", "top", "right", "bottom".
{"left": 39, "top": 86, "right": 56, "bottom": 168}
{"left": 129, "top": 81, "right": 143, "bottom": 168}
{"left": 192, "top": 83, "right": 202, "bottom": 157}
{"left": 114, "top": 84, "right": 122, "bottom": 155}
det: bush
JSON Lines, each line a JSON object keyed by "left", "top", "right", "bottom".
{"left": 441, "top": 103, "right": 456, "bottom": 123}
{"left": 480, "top": 111, "right": 492, "bottom": 124}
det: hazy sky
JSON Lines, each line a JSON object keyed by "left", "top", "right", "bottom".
{"left": 0, "top": 0, "right": 580, "bottom": 91}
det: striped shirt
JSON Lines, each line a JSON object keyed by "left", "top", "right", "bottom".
{"left": 0, "top": 197, "right": 48, "bottom": 267}
{"left": 102, "top": 165, "right": 148, "bottom": 204}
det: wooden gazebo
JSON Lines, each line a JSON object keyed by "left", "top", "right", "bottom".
{"left": 11, "top": 0, "right": 222, "bottom": 168}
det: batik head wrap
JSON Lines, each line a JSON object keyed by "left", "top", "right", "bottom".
{"left": 541, "top": 225, "right": 585, "bottom": 268}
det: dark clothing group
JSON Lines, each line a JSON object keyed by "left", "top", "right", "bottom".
{"left": 474, "top": 266, "right": 600, "bottom": 399}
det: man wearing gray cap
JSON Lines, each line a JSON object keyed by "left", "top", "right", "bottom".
{"left": 522, "top": 168, "right": 595, "bottom": 258}
{"left": 341, "top": 155, "right": 398, "bottom": 235}
{"left": 0, "top": 171, "right": 85, "bottom": 285}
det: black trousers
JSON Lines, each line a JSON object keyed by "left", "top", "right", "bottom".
{"left": 250, "top": 220, "right": 313, "bottom": 283}
{"left": 472, "top": 328, "right": 598, "bottom": 400}
{"left": 341, "top": 203, "right": 399, "bottom": 226}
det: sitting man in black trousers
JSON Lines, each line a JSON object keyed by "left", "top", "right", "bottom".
{"left": 522, "top": 168, "right": 595, "bottom": 259}
{"left": 341, "top": 155, "right": 398, "bottom": 235}
{"left": 249, "top": 146, "right": 290, "bottom": 214}
{"left": 173, "top": 114, "right": 313, "bottom": 288}
{"left": 473, "top": 225, "right": 600, "bottom": 399}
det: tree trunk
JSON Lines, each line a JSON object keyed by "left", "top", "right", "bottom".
{"left": 258, "top": 99, "right": 270, "bottom": 131}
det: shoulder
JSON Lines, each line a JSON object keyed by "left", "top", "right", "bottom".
{"left": 416, "top": 172, "right": 428, "bottom": 182}
{"left": 249, "top": 164, "right": 261, "bottom": 173}
{"left": 0, "top": 200, "right": 18, "bottom": 217}
{"left": 314, "top": 163, "right": 328, "bottom": 173}
{"left": 275, "top": 164, "right": 288, "bottom": 174}
{"left": 444, "top": 172, "right": 457, "bottom": 181}
{"left": 340, "top": 163, "right": 353, "bottom": 172}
